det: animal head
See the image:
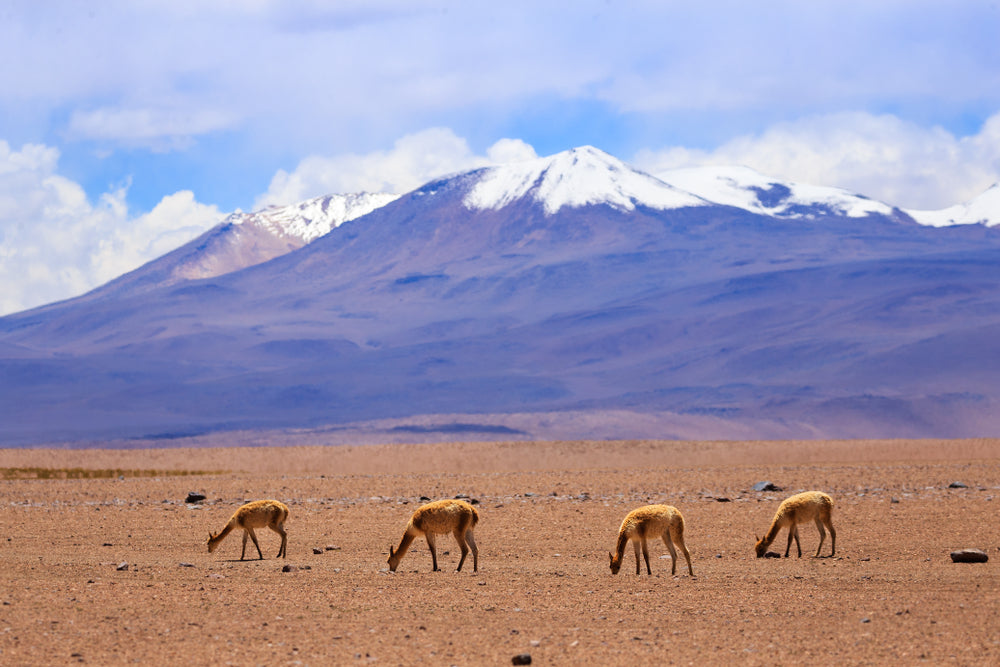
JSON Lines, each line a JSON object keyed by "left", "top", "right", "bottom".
{"left": 608, "top": 551, "right": 621, "bottom": 575}
{"left": 754, "top": 535, "right": 768, "bottom": 558}
{"left": 387, "top": 545, "right": 399, "bottom": 572}
{"left": 207, "top": 532, "right": 219, "bottom": 553}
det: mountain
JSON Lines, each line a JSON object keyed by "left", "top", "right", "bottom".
{"left": 657, "top": 165, "right": 910, "bottom": 221}
{"left": 76, "top": 192, "right": 397, "bottom": 301}
{"left": 3, "top": 146, "right": 1000, "bottom": 446}
{"left": 906, "top": 184, "right": 1000, "bottom": 227}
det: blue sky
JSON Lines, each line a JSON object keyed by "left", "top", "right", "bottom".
{"left": 1, "top": 0, "right": 999, "bottom": 314}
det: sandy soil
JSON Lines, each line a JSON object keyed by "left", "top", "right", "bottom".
{"left": 0, "top": 438, "right": 998, "bottom": 665}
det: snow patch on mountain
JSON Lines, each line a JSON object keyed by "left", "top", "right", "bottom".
{"left": 658, "top": 165, "right": 896, "bottom": 219}
{"left": 905, "top": 184, "right": 1000, "bottom": 227}
{"left": 464, "top": 146, "right": 705, "bottom": 215}
{"left": 228, "top": 192, "right": 398, "bottom": 242}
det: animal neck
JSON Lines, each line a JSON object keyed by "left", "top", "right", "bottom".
{"left": 613, "top": 529, "right": 630, "bottom": 564}
{"left": 390, "top": 532, "right": 416, "bottom": 565}
{"left": 210, "top": 521, "right": 237, "bottom": 548}
{"left": 762, "top": 517, "right": 784, "bottom": 547}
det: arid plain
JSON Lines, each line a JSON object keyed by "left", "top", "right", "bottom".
{"left": 1, "top": 438, "right": 998, "bottom": 665}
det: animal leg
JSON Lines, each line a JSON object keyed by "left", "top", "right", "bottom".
{"left": 270, "top": 523, "right": 288, "bottom": 558}
{"left": 827, "top": 520, "right": 836, "bottom": 557}
{"left": 453, "top": 528, "right": 469, "bottom": 572}
{"left": 425, "top": 533, "right": 439, "bottom": 571}
{"left": 465, "top": 530, "right": 478, "bottom": 573}
{"left": 814, "top": 518, "right": 826, "bottom": 558}
{"left": 632, "top": 539, "right": 642, "bottom": 575}
{"left": 241, "top": 530, "right": 249, "bottom": 560}
{"left": 663, "top": 534, "right": 678, "bottom": 576}
{"left": 784, "top": 527, "right": 794, "bottom": 558}
{"left": 792, "top": 525, "right": 802, "bottom": 558}
{"left": 247, "top": 527, "right": 263, "bottom": 560}
{"left": 641, "top": 537, "right": 652, "bottom": 575}
{"left": 672, "top": 528, "right": 694, "bottom": 576}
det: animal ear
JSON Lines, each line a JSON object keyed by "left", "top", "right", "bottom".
{"left": 389, "top": 545, "right": 395, "bottom": 557}
{"left": 608, "top": 552, "right": 613, "bottom": 563}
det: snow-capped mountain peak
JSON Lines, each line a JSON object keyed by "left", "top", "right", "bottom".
{"left": 905, "top": 183, "right": 1000, "bottom": 227}
{"left": 657, "top": 165, "right": 897, "bottom": 219}
{"left": 464, "top": 146, "right": 706, "bottom": 215}
{"left": 228, "top": 191, "right": 399, "bottom": 243}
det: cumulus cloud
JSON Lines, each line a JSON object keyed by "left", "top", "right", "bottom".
{"left": 254, "top": 129, "right": 538, "bottom": 208}
{"left": 0, "top": 141, "right": 222, "bottom": 315}
{"left": 634, "top": 112, "right": 1000, "bottom": 209}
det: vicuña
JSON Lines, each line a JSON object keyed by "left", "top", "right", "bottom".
{"left": 754, "top": 491, "right": 836, "bottom": 558}
{"left": 609, "top": 504, "right": 694, "bottom": 576}
{"left": 207, "top": 499, "right": 289, "bottom": 560}
{"left": 387, "top": 499, "right": 479, "bottom": 573}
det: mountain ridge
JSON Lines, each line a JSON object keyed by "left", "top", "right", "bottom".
{"left": 2, "top": 146, "right": 1000, "bottom": 446}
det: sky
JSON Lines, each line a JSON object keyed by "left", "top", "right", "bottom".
{"left": 1, "top": 0, "right": 999, "bottom": 315}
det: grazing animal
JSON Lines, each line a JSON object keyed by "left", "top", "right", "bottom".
{"left": 755, "top": 491, "right": 836, "bottom": 558}
{"left": 387, "top": 499, "right": 479, "bottom": 573}
{"left": 609, "top": 504, "right": 694, "bottom": 576}
{"left": 207, "top": 499, "right": 289, "bottom": 560}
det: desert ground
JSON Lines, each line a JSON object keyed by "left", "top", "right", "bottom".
{"left": 0, "top": 438, "right": 998, "bottom": 666}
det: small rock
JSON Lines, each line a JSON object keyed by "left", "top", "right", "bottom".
{"left": 313, "top": 548, "right": 323, "bottom": 555}
{"left": 185, "top": 492, "right": 207, "bottom": 504}
{"left": 753, "top": 481, "right": 781, "bottom": 492}
{"left": 950, "top": 549, "right": 989, "bottom": 563}
{"left": 763, "top": 551, "right": 781, "bottom": 559}
{"left": 512, "top": 654, "right": 532, "bottom": 666}
{"left": 948, "top": 482, "right": 968, "bottom": 489}
{"left": 281, "top": 564, "right": 298, "bottom": 573}
{"left": 116, "top": 562, "right": 129, "bottom": 571}
{"left": 325, "top": 545, "right": 341, "bottom": 551}
{"left": 861, "top": 617, "right": 871, "bottom": 624}
{"left": 715, "top": 497, "right": 732, "bottom": 502}
{"left": 178, "top": 562, "right": 195, "bottom": 568}
{"left": 419, "top": 496, "right": 431, "bottom": 501}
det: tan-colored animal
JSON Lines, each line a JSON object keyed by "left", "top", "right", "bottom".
{"left": 207, "top": 499, "right": 289, "bottom": 560}
{"left": 387, "top": 499, "right": 479, "bottom": 573}
{"left": 609, "top": 504, "right": 694, "bottom": 576}
{"left": 754, "top": 491, "right": 835, "bottom": 558}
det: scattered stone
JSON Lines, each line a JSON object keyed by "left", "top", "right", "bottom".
{"left": 454, "top": 493, "right": 469, "bottom": 499}
{"left": 178, "top": 562, "right": 195, "bottom": 568}
{"left": 102, "top": 542, "right": 113, "bottom": 547}
{"left": 948, "top": 482, "right": 967, "bottom": 489}
{"left": 715, "top": 497, "right": 732, "bottom": 502}
{"left": 325, "top": 545, "right": 341, "bottom": 551}
{"left": 419, "top": 496, "right": 431, "bottom": 502}
{"left": 763, "top": 551, "right": 781, "bottom": 559}
{"left": 116, "top": 562, "right": 129, "bottom": 571}
{"left": 468, "top": 498, "right": 480, "bottom": 505}
{"left": 890, "top": 497, "right": 900, "bottom": 504}
{"left": 281, "top": 564, "right": 298, "bottom": 573}
{"left": 512, "top": 654, "right": 532, "bottom": 665}
{"left": 313, "top": 548, "right": 324, "bottom": 555}
{"left": 861, "top": 617, "right": 871, "bottom": 624}
{"left": 950, "top": 549, "right": 989, "bottom": 563}
{"left": 185, "top": 492, "right": 207, "bottom": 504}
{"left": 753, "top": 481, "right": 781, "bottom": 492}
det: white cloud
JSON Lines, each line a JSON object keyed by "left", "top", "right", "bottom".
{"left": 67, "top": 106, "right": 238, "bottom": 151}
{"left": 634, "top": 112, "right": 1000, "bottom": 210}
{"left": 255, "top": 128, "right": 536, "bottom": 208}
{"left": 0, "top": 141, "right": 222, "bottom": 315}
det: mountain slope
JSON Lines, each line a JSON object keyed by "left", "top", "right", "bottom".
{"left": 73, "top": 192, "right": 397, "bottom": 301}
{"left": 3, "top": 147, "right": 1000, "bottom": 445}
